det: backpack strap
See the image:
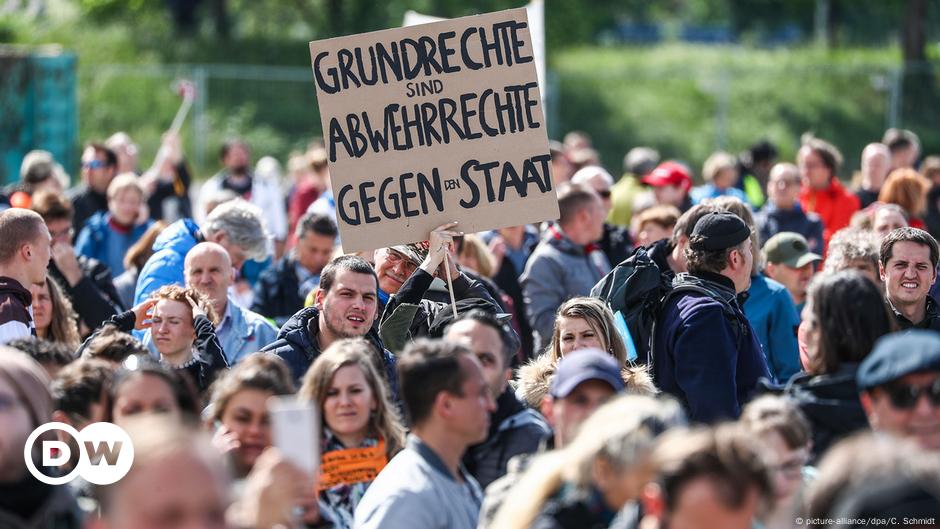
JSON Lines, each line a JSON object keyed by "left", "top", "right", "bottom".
{"left": 650, "top": 281, "right": 747, "bottom": 377}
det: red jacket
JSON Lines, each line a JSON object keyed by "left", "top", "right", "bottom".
{"left": 799, "top": 178, "right": 860, "bottom": 252}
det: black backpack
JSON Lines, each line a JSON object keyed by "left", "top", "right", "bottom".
{"left": 592, "top": 248, "right": 744, "bottom": 367}
{"left": 591, "top": 247, "right": 672, "bottom": 365}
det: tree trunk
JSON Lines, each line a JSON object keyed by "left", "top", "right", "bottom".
{"left": 902, "top": 0, "right": 927, "bottom": 64}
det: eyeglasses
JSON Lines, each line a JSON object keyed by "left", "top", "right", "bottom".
{"left": 82, "top": 159, "right": 105, "bottom": 170}
{"left": 384, "top": 249, "right": 418, "bottom": 273}
{"left": 882, "top": 378, "right": 940, "bottom": 409}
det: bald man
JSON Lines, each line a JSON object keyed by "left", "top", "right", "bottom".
{"left": 144, "top": 242, "right": 277, "bottom": 364}
{"left": 856, "top": 143, "right": 892, "bottom": 209}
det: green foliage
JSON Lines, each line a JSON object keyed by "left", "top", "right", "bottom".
{"left": 550, "top": 44, "right": 939, "bottom": 180}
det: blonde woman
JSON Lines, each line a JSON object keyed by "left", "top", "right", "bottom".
{"left": 298, "top": 338, "right": 406, "bottom": 529}
{"left": 515, "top": 296, "right": 656, "bottom": 409}
{"left": 489, "top": 394, "right": 686, "bottom": 529}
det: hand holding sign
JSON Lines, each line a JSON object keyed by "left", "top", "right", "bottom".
{"left": 420, "top": 221, "right": 462, "bottom": 277}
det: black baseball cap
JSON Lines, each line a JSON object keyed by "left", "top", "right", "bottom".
{"left": 689, "top": 211, "right": 751, "bottom": 251}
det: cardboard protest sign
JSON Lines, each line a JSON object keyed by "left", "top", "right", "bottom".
{"left": 309, "top": 8, "right": 557, "bottom": 252}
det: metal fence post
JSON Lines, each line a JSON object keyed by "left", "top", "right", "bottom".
{"left": 193, "top": 66, "right": 209, "bottom": 170}
{"left": 715, "top": 68, "right": 730, "bottom": 151}
{"left": 887, "top": 66, "right": 902, "bottom": 129}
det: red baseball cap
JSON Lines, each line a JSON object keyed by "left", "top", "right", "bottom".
{"left": 641, "top": 161, "right": 693, "bottom": 192}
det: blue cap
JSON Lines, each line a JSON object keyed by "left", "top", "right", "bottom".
{"left": 550, "top": 348, "right": 625, "bottom": 398}
{"left": 857, "top": 330, "right": 940, "bottom": 391}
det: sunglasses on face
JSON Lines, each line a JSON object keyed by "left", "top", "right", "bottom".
{"left": 82, "top": 159, "right": 105, "bottom": 170}
{"left": 882, "top": 378, "right": 940, "bottom": 409}
{"left": 596, "top": 189, "right": 611, "bottom": 199}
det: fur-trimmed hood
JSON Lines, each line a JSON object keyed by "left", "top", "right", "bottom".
{"left": 514, "top": 352, "right": 658, "bottom": 409}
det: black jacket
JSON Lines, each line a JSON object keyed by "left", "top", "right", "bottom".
{"left": 251, "top": 255, "right": 304, "bottom": 327}
{"left": 786, "top": 363, "right": 869, "bottom": 463}
{"left": 260, "top": 307, "right": 399, "bottom": 399}
{"left": 379, "top": 268, "right": 502, "bottom": 354}
{"left": 68, "top": 185, "right": 107, "bottom": 234}
{"left": 49, "top": 256, "right": 123, "bottom": 331}
{"left": 599, "top": 222, "right": 633, "bottom": 268}
{"left": 890, "top": 296, "right": 940, "bottom": 332}
{"left": 531, "top": 485, "right": 618, "bottom": 529}
{"left": 462, "top": 387, "right": 550, "bottom": 490}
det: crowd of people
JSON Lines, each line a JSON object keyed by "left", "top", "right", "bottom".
{"left": 1, "top": 127, "right": 939, "bottom": 529}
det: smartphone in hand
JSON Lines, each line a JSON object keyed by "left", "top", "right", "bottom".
{"left": 267, "top": 396, "right": 320, "bottom": 476}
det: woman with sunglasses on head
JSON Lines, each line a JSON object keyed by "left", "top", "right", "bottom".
{"left": 80, "top": 284, "right": 228, "bottom": 394}
{"left": 298, "top": 338, "right": 406, "bottom": 529}
{"left": 786, "top": 270, "right": 897, "bottom": 462}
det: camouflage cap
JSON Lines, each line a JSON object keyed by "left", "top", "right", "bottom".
{"left": 388, "top": 240, "right": 430, "bottom": 267}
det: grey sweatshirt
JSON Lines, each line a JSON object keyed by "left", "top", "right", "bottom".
{"left": 353, "top": 435, "right": 483, "bottom": 529}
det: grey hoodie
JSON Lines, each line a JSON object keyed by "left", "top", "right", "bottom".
{"left": 521, "top": 228, "right": 611, "bottom": 353}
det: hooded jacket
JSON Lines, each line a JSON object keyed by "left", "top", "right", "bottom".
{"left": 462, "top": 387, "right": 550, "bottom": 490}
{"left": 0, "top": 277, "right": 34, "bottom": 345}
{"left": 133, "top": 218, "right": 201, "bottom": 306}
{"left": 521, "top": 228, "right": 611, "bottom": 353}
{"left": 260, "top": 307, "right": 398, "bottom": 397}
{"left": 786, "top": 363, "right": 869, "bottom": 463}
{"left": 514, "top": 352, "right": 658, "bottom": 411}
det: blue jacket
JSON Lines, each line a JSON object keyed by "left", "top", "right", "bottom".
{"left": 743, "top": 274, "right": 801, "bottom": 384}
{"left": 133, "top": 219, "right": 201, "bottom": 306}
{"left": 75, "top": 212, "right": 153, "bottom": 276}
{"left": 755, "top": 204, "right": 824, "bottom": 252}
{"left": 652, "top": 271, "right": 770, "bottom": 423}
{"left": 259, "top": 307, "right": 399, "bottom": 399}
{"left": 142, "top": 296, "right": 278, "bottom": 365}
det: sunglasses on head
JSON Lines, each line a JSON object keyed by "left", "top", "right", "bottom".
{"left": 882, "top": 378, "right": 940, "bottom": 409}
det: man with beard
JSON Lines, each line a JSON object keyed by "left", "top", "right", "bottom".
{"left": 261, "top": 255, "right": 397, "bottom": 392}
{"left": 198, "top": 139, "right": 287, "bottom": 253}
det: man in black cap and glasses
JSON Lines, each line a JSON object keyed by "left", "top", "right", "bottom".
{"left": 651, "top": 211, "right": 770, "bottom": 424}
{"left": 859, "top": 330, "right": 940, "bottom": 451}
